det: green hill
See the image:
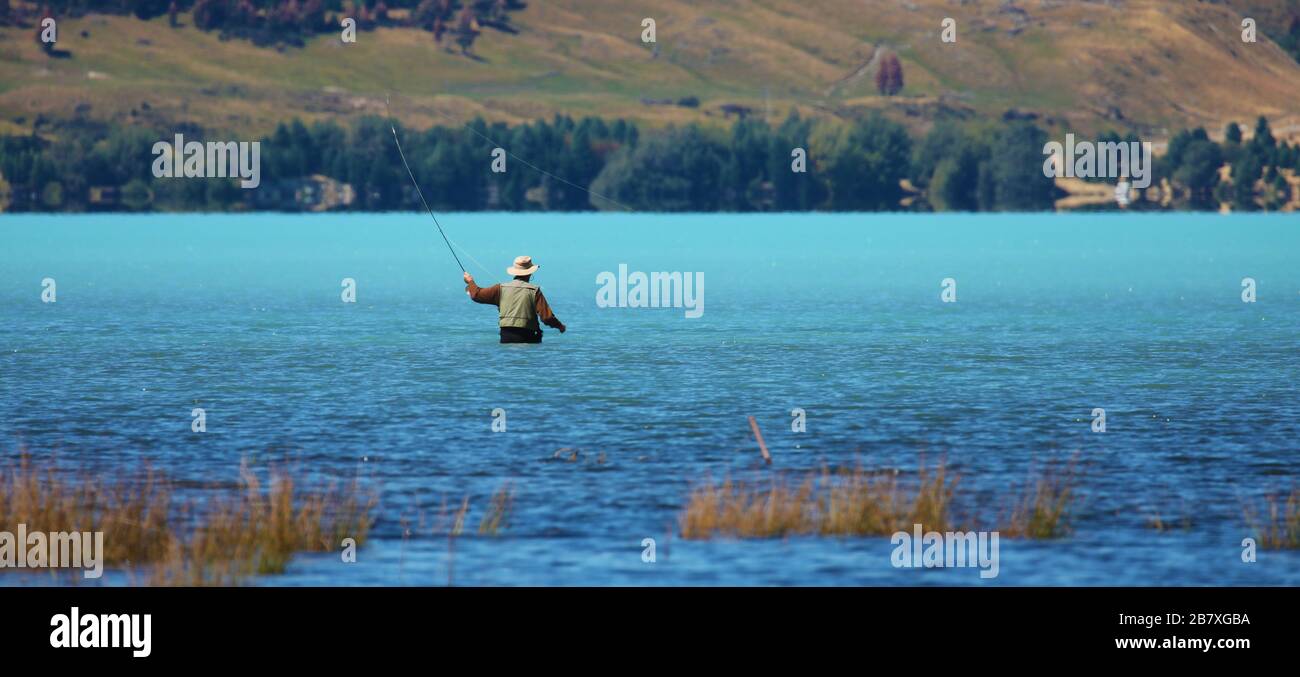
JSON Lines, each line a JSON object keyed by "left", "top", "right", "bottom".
{"left": 3, "top": 1, "right": 1300, "bottom": 143}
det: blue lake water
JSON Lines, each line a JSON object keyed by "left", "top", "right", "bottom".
{"left": 1, "top": 212, "right": 1298, "bottom": 585}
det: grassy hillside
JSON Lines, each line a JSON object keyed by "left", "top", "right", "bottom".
{"left": 2, "top": 0, "right": 1300, "bottom": 142}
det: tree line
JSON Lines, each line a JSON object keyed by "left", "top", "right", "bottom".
{"left": 6, "top": 0, "right": 524, "bottom": 50}
{"left": 2, "top": 112, "right": 1297, "bottom": 213}
{"left": 1160, "top": 117, "right": 1297, "bottom": 211}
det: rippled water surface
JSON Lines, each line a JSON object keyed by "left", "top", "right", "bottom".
{"left": 2, "top": 212, "right": 1298, "bottom": 585}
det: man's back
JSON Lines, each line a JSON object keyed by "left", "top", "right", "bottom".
{"left": 498, "top": 280, "right": 540, "bottom": 330}
{"left": 464, "top": 260, "right": 565, "bottom": 343}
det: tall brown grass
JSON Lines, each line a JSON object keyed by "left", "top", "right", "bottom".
{"left": 1001, "top": 459, "right": 1078, "bottom": 539}
{"left": 681, "top": 458, "right": 1078, "bottom": 540}
{"left": 0, "top": 456, "right": 175, "bottom": 572}
{"left": 681, "top": 462, "right": 958, "bottom": 539}
{"left": 1246, "top": 487, "right": 1299, "bottom": 549}
{"left": 147, "top": 463, "right": 376, "bottom": 585}
{"left": 0, "top": 455, "right": 375, "bottom": 585}
{"left": 402, "top": 484, "right": 514, "bottom": 586}
{"left": 478, "top": 482, "right": 513, "bottom": 536}
{"left": 416, "top": 484, "right": 515, "bottom": 539}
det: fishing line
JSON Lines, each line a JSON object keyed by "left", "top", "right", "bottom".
{"left": 455, "top": 120, "right": 634, "bottom": 213}
{"left": 385, "top": 92, "right": 635, "bottom": 279}
{"left": 388, "top": 92, "right": 634, "bottom": 213}
{"left": 439, "top": 231, "right": 494, "bottom": 276}
{"left": 385, "top": 93, "right": 467, "bottom": 274}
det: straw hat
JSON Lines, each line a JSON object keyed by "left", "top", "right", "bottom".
{"left": 507, "top": 255, "right": 539, "bottom": 276}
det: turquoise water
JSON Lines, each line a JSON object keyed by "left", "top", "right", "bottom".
{"left": 1, "top": 212, "right": 1298, "bottom": 585}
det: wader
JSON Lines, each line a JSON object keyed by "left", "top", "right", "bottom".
{"left": 498, "top": 280, "right": 542, "bottom": 344}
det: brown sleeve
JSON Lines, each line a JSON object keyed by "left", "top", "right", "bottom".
{"left": 466, "top": 281, "right": 501, "bottom": 306}
{"left": 535, "top": 289, "right": 563, "bottom": 329}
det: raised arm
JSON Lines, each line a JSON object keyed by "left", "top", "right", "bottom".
{"left": 463, "top": 273, "right": 501, "bottom": 306}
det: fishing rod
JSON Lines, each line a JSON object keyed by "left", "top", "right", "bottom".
{"left": 385, "top": 94, "right": 466, "bottom": 274}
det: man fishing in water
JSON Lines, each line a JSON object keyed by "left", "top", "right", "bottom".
{"left": 463, "top": 255, "right": 567, "bottom": 344}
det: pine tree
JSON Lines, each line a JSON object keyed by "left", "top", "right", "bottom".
{"left": 1251, "top": 116, "right": 1275, "bottom": 150}
{"left": 413, "top": 0, "right": 436, "bottom": 28}
{"left": 455, "top": 4, "right": 479, "bottom": 55}
{"left": 191, "top": 0, "right": 228, "bottom": 31}
{"left": 1224, "top": 121, "right": 1242, "bottom": 145}
{"left": 890, "top": 54, "right": 904, "bottom": 95}
{"left": 302, "top": 0, "right": 324, "bottom": 30}
{"left": 875, "top": 52, "right": 904, "bottom": 96}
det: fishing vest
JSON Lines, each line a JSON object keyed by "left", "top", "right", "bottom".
{"left": 499, "top": 281, "right": 540, "bottom": 329}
